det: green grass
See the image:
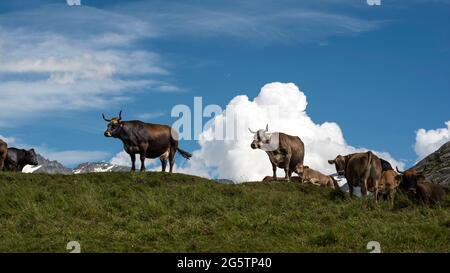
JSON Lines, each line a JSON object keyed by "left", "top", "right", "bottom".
{"left": 0, "top": 172, "right": 449, "bottom": 253}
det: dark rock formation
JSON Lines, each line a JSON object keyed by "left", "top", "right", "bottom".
{"left": 413, "top": 141, "right": 450, "bottom": 186}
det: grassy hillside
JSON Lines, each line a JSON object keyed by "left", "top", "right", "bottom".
{"left": 0, "top": 172, "right": 449, "bottom": 253}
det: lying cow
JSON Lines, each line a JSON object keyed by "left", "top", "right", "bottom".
{"left": 396, "top": 167, "right": 446, "bottom": 206}
{"left": 294, "top": 164, "right": 339, "bottom": 189}
{"left": 416, "top": 181, "right": 446, "bottom": 206}
{"left": 4, "top": 148, "right": 39, "bottom": 172}
{"left": 378, "top": 170, "right": 401, "bottom": 205}
{"left": 328, "top": 151, "right": 382, "bottom": 200}
{"left": 250, "top": 125, "right": 304, "bottom": 182}
{"left": 0, "top": 139, "right": 7, "bottom": 171}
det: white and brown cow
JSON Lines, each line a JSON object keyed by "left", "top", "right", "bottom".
{"left": 250, "top": 125, "right": 305, "bottom": 182}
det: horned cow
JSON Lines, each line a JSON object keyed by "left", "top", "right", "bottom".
{"left": 103, "top": 111, "right": 192, "bottom": 173}
{"left": 250, "top": 125, "right": 305, "bottom": 182}
{"left": 396, "top": 167, "right": 447, "bottom": 206}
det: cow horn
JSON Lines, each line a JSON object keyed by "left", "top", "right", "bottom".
{"left": 248, "top": 128, "right": 256, "bottom": 134}
{"left": 396, "top": 167, "right": 404, "bottom": 174}
{"left": 118, "top": 110, "right": 122, "bottom": 121}
{"left": 102, "top": 113, "right": 111, "bottom": 122}
{"left": 265, "top": 124, "right": 269, "bottom": 132}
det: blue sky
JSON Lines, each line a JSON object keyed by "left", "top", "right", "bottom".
{"left": 0, "top": 0, "right": 449, "bottom": 171}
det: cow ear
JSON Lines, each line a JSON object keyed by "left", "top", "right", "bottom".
{"left": 328, "top": 160, "right": 335, "bottom": 164}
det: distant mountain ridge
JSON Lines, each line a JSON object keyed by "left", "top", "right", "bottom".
{"left": 32, "top": 154, "right": 72, "bottom": 175}
{"left": 73, "top": 162, "right": 129, "bottom": 174}
{"left": 22, "top": 154, "right": 129, "bottom": 175}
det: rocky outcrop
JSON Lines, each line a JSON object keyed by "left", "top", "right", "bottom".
{"left": 413, "top": 141, "right": 450, "bottom": 186}
{"left": 32, "top": 154, "right": 73, "bottom": 175}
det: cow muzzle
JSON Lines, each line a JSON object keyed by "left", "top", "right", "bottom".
{"left": 251, "top": 143, "right": 258, "bottom": 149}
{"left": 104, "top": 131, "right": 112, "bottom": 137}
{"left": 338, "top": 171, "right": 345, "bottom": 176}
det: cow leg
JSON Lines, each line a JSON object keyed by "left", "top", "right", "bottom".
{"left": 288, "top": 169, "right": 294, "bottom": 180}
{"left": 284, "top": 168, "right": 290, "bottom": 182}
{"left": 169, "top": 146, "right": 176, "bottom": 174}
{"left": 361, "top": 182, "right": 368, "bottom": 197}
{"left": 389, "top": 189, "right": 396, "bottom": 207}
{"left": 160, "top": 158, "right": 167, "bottom": 172}
{"left": 130, "top": 154, "right": 136, "bottom": 172}
{"left": 348, "top": 183, "right": 354, "bottom": 198}
{"left": 140, "top": 154, "right": 146, "bottom": 172}
{"left": 272, "top": 163, "right": 277, "bottom": 180}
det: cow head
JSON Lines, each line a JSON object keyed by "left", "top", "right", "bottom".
{"left": 249, "top": 124, "right": 271, "bottom": 150}
{"left": 103, "top": 111, "right": 123, "bottom": 138}
{"left": 294, "top": 164, "right": 309, "bottom": 181}
{"left": 25, "top": 149, "right": 38, "bottom": 166}
{"left": 396, "top": 167, "right": 426, "bottom": 193}
{"left": 294, "top": 164, "right": 308, "bottom": 177}
{"left": 328, "top": 155, "right": 347, "bottom": 176}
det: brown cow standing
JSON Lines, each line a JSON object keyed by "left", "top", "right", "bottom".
{"left": 378, "top": 170, "right": 401, "bottom": 205}
{"left": 328, "top": 151, "right": 382, "bottom": 200}
{"left": 103, "top": 111, "right": 192, "bottom": 173}
{"left": 0, "top": 139, "right": 7, "bottom": 171}
{"left": 294, "top": 164, "right": 339, "bottom": 189}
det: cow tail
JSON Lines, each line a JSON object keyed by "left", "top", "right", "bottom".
{"left": 177, "top": 148, "right": 192, "bottom": 160}
{"left": 367, "top": 151, "right": 373, "bottom": 170}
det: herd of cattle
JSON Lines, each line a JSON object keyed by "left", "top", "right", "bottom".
{"left": 249, "top": 125, "right": 448, "bottom": 206}
{"left": 0, "top": 112, "right": 448, "bottom": 207}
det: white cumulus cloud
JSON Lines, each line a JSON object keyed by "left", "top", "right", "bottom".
{"left": 177, "top": 82, "right": 404, "bottom": 182}
{"left": 414, "top": 121, "right": 450, "bottom": 160}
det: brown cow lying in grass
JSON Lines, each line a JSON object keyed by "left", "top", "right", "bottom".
{"left": 294, "top": 164, "right": 339, "bottom": 189}
{"left": 396, "top": 167, "right": 447, "bottom": 206}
